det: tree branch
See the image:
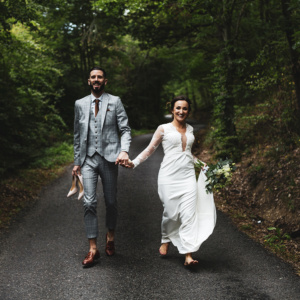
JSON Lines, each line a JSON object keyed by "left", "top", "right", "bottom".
{"left": 234, "top": 0, "right": 248, "bottom": 41}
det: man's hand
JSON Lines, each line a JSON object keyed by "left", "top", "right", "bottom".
{"left": 115, "top": 151, "right": 129, "bottom": 166}
{"left": 72, "top": 165, "right": 81, "bottom": 176}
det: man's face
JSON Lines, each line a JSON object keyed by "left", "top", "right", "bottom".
{"left": 88, "top": 70, "right": 107, "bottom": 94}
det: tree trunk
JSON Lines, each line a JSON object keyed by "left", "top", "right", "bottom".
{"left": 191, "top": 84, "right": 198, "bottom": 112}
{"left": 281, "top": 0, "right": 300, "bottom": 121}
{"left": 220, "top": 0, "right": 237, "bottom": 137}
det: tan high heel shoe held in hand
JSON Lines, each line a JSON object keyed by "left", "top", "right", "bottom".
{"left": 77, "top": 174, "right": 84, "bottom": 200}
{"left": 67, "top": 175, "right": 78, "bottom": 197}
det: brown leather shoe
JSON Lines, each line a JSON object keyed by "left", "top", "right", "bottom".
{"left": 82, "top": 250, "right": 100, "bottom": 267}
{"left": 105, "top": 234, "right": 115, "bottom": 256}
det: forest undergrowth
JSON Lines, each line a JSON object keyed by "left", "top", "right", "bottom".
{"left": 193, "top": 106, "right": 300, "bottom": 275}
{"left": 0, "top": 142, "right": 74, "bottom": 231}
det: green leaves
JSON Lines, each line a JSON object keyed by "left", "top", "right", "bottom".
{"left": 264, "top": 227, "right": 291, "bottom": 252}
{"left": 195, "top": 158, "right": 237, "bottom": 194}
{"left": 0, "top": 3, "right": 66, "bottom": 176}
{"left": 1, "top": 0, "right": 299, "bottom": 179}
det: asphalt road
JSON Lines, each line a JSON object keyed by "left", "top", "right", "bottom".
{"left": 0, "top": 133, "right": 300, "bottom": 300}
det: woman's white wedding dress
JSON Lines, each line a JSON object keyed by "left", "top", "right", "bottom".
{"left": 132, "top": 123, "right": 216, "bottom": 254}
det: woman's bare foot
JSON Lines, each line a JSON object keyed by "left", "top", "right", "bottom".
{"left": 184, "top": 253, "right": 198, "bottom": 266}
{"left": 159, "top": 243, "right": 170, "bottom": 256}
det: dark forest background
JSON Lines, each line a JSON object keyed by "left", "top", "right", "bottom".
{"left": 1, "top": 0, "right": 300, "bottom": 271}
{"left": 0, "top": 0, "right": 299, "bottom": 172}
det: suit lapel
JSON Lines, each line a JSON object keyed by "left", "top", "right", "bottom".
{"left": 85, "top": 95, "right": 91, "bottom": 116}
{"left": 100, "top": 93, "right": 109, "bottom": 131}
{"left": 82, "top": 96, "right": 91, "bottom": 137}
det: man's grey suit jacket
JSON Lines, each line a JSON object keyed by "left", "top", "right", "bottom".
{"left": 73, "top": 93, "right": 131, "bottom": 166}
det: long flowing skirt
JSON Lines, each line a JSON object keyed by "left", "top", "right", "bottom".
{"left": 158, "top": 164, "right": 216, "bottom": 254}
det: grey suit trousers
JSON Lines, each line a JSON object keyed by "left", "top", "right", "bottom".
{"left": 81, "top": 153, "right": 118, "bottom": 239}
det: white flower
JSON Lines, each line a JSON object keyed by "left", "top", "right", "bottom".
{"left": 223, "top": 164, "right": 230, "bottom": 172}
{"left": 224, "top": 172, "right": 230, "bottom": 178}
{"left": 216, "top": 169, "right": 223, "bottom": 176}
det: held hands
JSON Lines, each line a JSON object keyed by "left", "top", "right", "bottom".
{"left": 115, "top": 151, "right": 129, "bottom": 166}
{"left": 124, "top": 159, "right": 134, "bottom": 168}
{"left": 115, "top": 152, "right": 134, "bottom": 168}
{"left": 115, "top": 151, "right": 135, "bottom": 168}
{"left": 119, "top": 158, "right": 134, "bottom": 168}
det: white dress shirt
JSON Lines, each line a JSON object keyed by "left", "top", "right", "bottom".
{"left": 91, "top": 94, "right": 103, "bottom": 115}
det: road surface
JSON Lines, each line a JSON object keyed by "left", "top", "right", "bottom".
{"left": 0, "top": 133, "right": 299, "bottom": 299}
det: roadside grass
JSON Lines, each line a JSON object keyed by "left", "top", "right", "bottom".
{"left": 131, "top": 128, "right": 155, "bottom": 137}
{"left": 0, "top": 142, "right": 74, "bottom": 230}
{"left": 0, "top": 129, "right": 154, "bottom": 230}
{"left": 29, "top": 142, "right": 74, "bottom": 170}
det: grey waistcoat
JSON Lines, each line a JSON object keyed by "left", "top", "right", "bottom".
{"left": 87, "top": 106, "right": 102, "bottom": 157}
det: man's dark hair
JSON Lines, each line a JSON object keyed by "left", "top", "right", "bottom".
{"left": 89, "top": 67, "right": 107, "bottom": 78}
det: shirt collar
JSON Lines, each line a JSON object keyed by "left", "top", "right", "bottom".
{"left": 91, "top": 93, "right": 103, "bottom": 102}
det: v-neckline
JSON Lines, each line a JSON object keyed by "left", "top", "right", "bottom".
{"left": 170, "top": 123, "right": 188, "bottom": 151}
{"left": 170, "top": 122, "right": 187, "bottom": 135}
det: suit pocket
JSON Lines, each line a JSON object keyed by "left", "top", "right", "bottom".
{"left": 109, "top": 138, "right": 118, "bottom": 143}
{"left": 104, "top": 110, "right": 116, "bottom": 125}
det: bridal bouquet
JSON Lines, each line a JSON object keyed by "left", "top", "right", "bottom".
{"left": 195, "top": 158, "right": 236, "bottom": 194}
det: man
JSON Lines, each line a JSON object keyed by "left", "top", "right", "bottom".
{"left": 72, "top": 67, "right": 131, "bottom": 267}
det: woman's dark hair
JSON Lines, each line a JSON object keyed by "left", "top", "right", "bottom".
{"left": 170, "top": 95, "right": 192, "bottom": 113}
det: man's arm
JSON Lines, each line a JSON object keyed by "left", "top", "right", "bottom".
{"left": 73, "top": 101, "right": 81, "bottom": 174}
{"left": 115, "top": 97, "right": 131, "bottom": 165}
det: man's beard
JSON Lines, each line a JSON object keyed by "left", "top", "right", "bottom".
{"left": 90, "top": 82, "right": 105, "bottom": 94}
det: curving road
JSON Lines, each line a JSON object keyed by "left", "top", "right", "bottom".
{"left": 0, "top": 133, "right": 300, "bottom": 300}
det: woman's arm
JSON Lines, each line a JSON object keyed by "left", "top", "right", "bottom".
{"left": 130, "top": 125, "right": 164, "bottom": 168}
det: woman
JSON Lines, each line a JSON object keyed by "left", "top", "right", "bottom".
{"left": 127, "top": 95, "right": 216, "bottom": 266}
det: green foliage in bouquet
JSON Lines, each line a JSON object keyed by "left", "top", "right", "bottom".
{"left": 195, "top": 158, "right": 237, "bottom": 194}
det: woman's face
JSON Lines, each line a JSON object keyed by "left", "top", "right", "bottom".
{"left": 172, "top": 100, "right": 189, "bottom": 122}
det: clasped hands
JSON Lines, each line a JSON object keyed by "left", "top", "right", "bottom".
{"left": 115, "top": 151, "right": 134, "bottom": 168}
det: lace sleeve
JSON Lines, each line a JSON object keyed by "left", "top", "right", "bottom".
{"left": 132, "top": 125, "right": 164, "bottom": 168}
